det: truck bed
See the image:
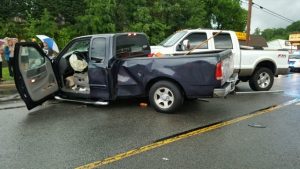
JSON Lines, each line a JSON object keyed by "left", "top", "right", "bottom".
{"left": 117, "top": 50, "right": 234, "bottom": 98}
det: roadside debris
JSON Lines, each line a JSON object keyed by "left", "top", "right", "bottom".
{"left": 162, "top": 157, "right": 169, "bottom": 161}
{"left": 248, "top": 123, "right": 267, "bottom": 128}
{"left": 139, "top": 103, "right": 148, "bottom": 108}
{"left": 197, "top": 99, "right": 209, "bottom": 102}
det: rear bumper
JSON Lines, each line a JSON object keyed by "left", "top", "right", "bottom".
{"left": 214, "top": 82, "right": 233, "bottom": 97}
{"left": 214, "top": 73, "right": 237, "bottom": 97}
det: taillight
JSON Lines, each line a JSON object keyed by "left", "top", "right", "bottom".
{"left": 215, "top": 62, "right": 223, "bottom": 80}
{"left": 148, "top": 53, "right": 154, "bottom": 57}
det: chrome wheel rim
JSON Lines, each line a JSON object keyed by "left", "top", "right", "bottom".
{"left": 154, "top": 87, "right": 174, "bottom": 109}
{"left": 257, "top": 72, "right": 271, "bottom": 88}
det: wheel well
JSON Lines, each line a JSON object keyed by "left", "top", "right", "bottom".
{"left": 255, "top": 61, "right": 276, "bottom": 74}
{"left": 146, "top": 77, "right": 186, "bottom": 97}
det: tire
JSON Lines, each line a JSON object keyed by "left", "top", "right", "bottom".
{"left": 149, "top": 81, "right": 183, "bottom": 113}
{"left": 249, "top": 67, "right": 274, "bottom": 91}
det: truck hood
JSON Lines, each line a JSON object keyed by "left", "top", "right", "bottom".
{"left": 150, "top": 45, "right": 171, "bottom": 54}
{"left": 150, "top": 45, "right": 164, "bottom": 52}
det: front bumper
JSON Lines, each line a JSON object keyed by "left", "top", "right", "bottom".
{"left": 289, "top": 61, "right": 300, "bottom": 69}
{"left": 214, "top": 73, "right": 237, "bottom": 98}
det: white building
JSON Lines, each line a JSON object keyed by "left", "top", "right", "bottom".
{"left": 267, "top": 39, "right": 297, "bottom": 51}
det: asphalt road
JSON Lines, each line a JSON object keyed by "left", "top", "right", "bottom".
{"left": 0, "top": 73, "right": 299, "bottom": 169}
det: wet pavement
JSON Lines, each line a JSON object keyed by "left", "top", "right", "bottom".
{"left": 0, "top": 73, "right": 299, "bottom": 169}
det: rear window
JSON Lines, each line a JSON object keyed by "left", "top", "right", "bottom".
{"left": 116, "top": 34, "right": 150, "bottom": 59}
{"left": 213, "top": 33, "right": 233, "bottom": 49}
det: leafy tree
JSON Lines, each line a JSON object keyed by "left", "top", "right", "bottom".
{"left": 24, "top": 9, "right": 58, "bottom": 38}
{"left": 253, "top": 27, "right": 261, "bottom": 35}
{"left": 261, "top": 28, "right": 288, "bottom": 41}
{"left": 0, "top": 0, "right": 31, "bottom": 20}
{"left": 0, "top": 20, "right": 24, "bottom": 38}
{"left": 57, "top": 26, "right": 76, "bottom": 48}
{"left": 205, "top": 0, "right": 247, "bottom": 31}
{"left": 0, "top": 0, "right": 249, "bottom": 45}
{"left": 76, "top": 0, "right": 116, "bottom": 35}
{"left": 286, "top": 21, "right": 300, "bottom": 33}
{"left": 30, "top": 0, "right": 86, "bottom": 25}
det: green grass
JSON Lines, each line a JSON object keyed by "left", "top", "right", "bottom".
{"left": 2, "top": 67, "right": 14, "bottom": 81}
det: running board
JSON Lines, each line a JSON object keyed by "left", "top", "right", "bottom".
{"left": 235, "top": 90, "right": 284, "bottom": 95}
{"left": 54, "top": 96, "right": 109, "bottom": 106}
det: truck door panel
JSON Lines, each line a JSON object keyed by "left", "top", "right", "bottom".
{"left": 88, "top": 37, "right": 111, "bottom": 100}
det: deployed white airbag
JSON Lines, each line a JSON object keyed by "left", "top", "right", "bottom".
{"left": 69, "top": 54, "right": 88, "bottom": 72}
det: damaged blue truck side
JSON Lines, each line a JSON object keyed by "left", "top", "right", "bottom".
{"left": 13, "top": 33, "right": 236, "bottom": 113}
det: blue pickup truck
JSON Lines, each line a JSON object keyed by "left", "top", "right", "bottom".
{"left": 13, "top": 33, "right": 236, "bottom": 113}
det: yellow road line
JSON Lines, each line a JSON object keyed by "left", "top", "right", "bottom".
{"left": 75, "top": 99, "right": 300, "bottom": 169}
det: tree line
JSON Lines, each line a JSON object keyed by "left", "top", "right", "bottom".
{"left": 256, "top": 21, "right": 300, "bottom": 41}
{"left": 0, "top": 0, "right": 247, "bottom": 47}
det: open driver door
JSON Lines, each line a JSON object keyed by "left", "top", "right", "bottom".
{"left": 13, "top": 42, "right": 59, "bottom": 110}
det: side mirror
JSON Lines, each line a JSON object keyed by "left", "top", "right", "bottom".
{"left": 181, "top": 39, "right": 190, "bottom": 51}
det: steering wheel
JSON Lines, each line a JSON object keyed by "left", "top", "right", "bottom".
{"left": 72, "top": 51, "right": 89, "bottom": 62}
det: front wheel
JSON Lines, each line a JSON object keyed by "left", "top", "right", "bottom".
{"left": 249, "top": 67, "right": 274, "bottom": 91}
{"left": 149, "top": 81, "right": 184, "bottom": 113}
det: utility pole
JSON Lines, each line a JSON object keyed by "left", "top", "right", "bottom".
{"left": 246, "top": 0, "right": 253, "bottom": 45}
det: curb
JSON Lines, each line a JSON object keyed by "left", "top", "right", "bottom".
{"left": 0, "top": 94, "right": 20, "bottom": 102}
{"left": 0, "top": 83, "right": 16, "bottom": 89}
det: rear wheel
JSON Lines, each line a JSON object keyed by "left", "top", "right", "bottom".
{"left": 249, "top": 67, "right": 274, "bottom": 91}
{"left": 149, "top": 81, "right": 183, "bottom": 113}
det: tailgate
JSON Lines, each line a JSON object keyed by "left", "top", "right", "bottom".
{"left": 218, "top": 50, "right": 234, "bottom": 85}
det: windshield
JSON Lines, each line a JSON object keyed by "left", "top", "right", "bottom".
{"left": 159, "top": 31, "right": 187, "bottom": 47}
{"left": 289, "top": 54, "right": 300, "bottom": 59}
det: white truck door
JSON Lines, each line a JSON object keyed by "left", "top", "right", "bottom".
{"left": 174, "top": 32, "right": 211, "bottom": 54}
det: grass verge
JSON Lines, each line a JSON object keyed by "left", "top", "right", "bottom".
{"left": 2, "top": 67, "right": 14, "bottom": 81}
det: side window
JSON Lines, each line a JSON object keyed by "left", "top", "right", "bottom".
{"left": 182, "top": 33, "right": 208, "bottom": 49}
{"left": 66, "top": 40, "right": 90, "bottom": 53}
{"left": 19, "top": 46, "right": 45, "bottom": 70}
{"left": 214, "top": 33, "right": 233, "bottom": 49}
{"left": 91, "top": 38, "right": 106, "bottom": 61}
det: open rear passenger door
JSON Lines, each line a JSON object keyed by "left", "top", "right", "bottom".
{"left": 13, "top": 42, "right": 59, "bottom": 110}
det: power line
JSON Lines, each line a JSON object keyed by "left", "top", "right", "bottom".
{"left": 241, "top": 0, "right": 295, "bottom": 23}
{"left": 252, "top": 4, "right": 293, "bottom": 23}
{"left": 252, "top": 2, "right": 294, "bottom": 22}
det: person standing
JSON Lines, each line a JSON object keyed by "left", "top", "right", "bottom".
{"left": 0, "top": 45, "right": 3, "bottom": 81}
{"left": 42, "top": 42, "right": 54, "bottom": 59}
{"left": 4, "top": 38, "right": 14, "bottom": 77}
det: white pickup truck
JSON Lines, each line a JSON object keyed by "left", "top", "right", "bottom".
{"left": 151, "top": 29, "right": 289, "bottom": 91}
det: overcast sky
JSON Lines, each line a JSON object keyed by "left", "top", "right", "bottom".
{"left": 241, "top": 0, "right": 300, "bottom": 32}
